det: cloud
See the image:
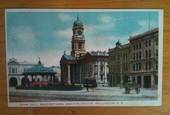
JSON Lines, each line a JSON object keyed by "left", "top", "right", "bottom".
{"left": 52, "top": 28, "right": 72, "bottom": 55}
{"left": 131, "top": 19, "right": 158, "bottom": 36}
{"left": 9, "top": 26, "right": 37, "bottom": 46}
{"left": 99, "top": 15, "right": 114, "bottom": 24}
{"left": 84, "top": 22, "right": 115, "bottom": 36}
{"left": 83, "top": 15, "right": 115, "bottom": 35}
{"left": 138, "top": 20, "right": 148, "bottom": 27}
{"left": 13, "top": 50, "right": 63, "bottom": 67}
{"left": 53, "top": 27, "right": 72, "bottom": 40}
{"left": 86, "top": 34, "right": 128, "bottom": 52}
{"left": 57, "top": 13, "right": 73, "bottom": 22}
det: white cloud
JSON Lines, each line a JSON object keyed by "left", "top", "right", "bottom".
{"left": 14, "top": 50, "right": 63, "bottom": 67}
{"left": 99, "top": 15, "right": 113, "bottom": 24}
{"left": 53, "top": 27, "right": 72, "bottom": 40}
{"left": 132, "top": 19, "right": 157, "bottom": 36}
{"left": 84, "top": 22, "right": 115, "bottom": 36}
{"left": 86, "top": 34, "right": 128, "bottom": 52}
{"left": 138, "top": 20, "right": 148, "bottom": 27}
{"left": 57, "top": 13, "right": 73, "bottom": 22}
{"left": 131, "top": 20, "right": 148, "bottom": 36}
{"left": 9, "top": 26, "right": 37, "bottom": 46}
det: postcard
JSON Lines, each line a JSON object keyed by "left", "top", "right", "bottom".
{"left": 5, "top": 9, "right": 163, "bottom": 107}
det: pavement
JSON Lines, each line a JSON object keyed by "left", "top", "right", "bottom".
{"left": 9, "top": 87, "right": 158, "bottom": 102}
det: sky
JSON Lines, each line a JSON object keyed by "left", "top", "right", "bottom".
{"left": 6, "top": 10, "right": 159, "bottom": 66}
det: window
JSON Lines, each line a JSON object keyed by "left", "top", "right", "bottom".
{"left": 100, "top": 64, "right": 104, "bottom": 72}
{"left": 145, "top": 62, "right": 148, "bottom": 71}
{"left": 139, "top": 43, "right": 141, "bottom": 49}
{"left": 145, "top": 50, "right": 148, "bottom": 58}
{"left": 156, "top": 49, "right": 158, "bottom": 57}
{"left": 136, "top": 52, "right": 138, "bottom": 60}
{"left": 136, "top": 63, "right": 138, "bottom": 71}
{"left": 148, "top": 39, "right": 151, "bottom": 46}
{"left": 156, "top": 61, "right": 158, "bottom": 70}
{"left": 149, "top": 50, "right": 151, "bottom": 58}
{"left": 136, "top": 44, "right": 138, "bottom": 49}
{"left": 133, "top": 64, "right": 135, "bottom": 71}
{"left": 11, "top": 68, "right": 17, "bottom": 74}
{"left": 149, "top": 61, "right": 152, "bottom": 70}
{"left": 139, "top": 51, "right": 141, "bottom": 59}
{"left": 9, "top": 67, "right": 11, "bottom": 73}
{"left": 145, "top": 40, "right": 148, "bottom": 47}
{"left": 139, "top": 63, "right": 141, "bottom": 70}
{"left": 101, "top": 75, "right": 103, "bottom": 81}
{"left": 133, "top": 53, "right": 135, "bottom": 60}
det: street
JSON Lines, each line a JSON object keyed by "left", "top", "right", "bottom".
{"left": 9, "top": 87, "right": 158, "bottom": 102}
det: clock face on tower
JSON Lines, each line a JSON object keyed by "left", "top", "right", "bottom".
{"left": 78, "top": 30, "right": 82, "bottom": 35}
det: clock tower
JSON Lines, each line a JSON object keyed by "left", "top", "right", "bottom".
{"left": 71, "top": 16, "right": 86, "bottom": 57}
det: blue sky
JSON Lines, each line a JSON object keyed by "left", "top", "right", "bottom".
{"left": 6, "top": 10, "right": 159, "bottom": 66}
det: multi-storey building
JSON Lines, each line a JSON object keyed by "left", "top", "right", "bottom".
{"left": 60, "top": 16, "right": 86, "bottom": 85}
{"left": 108, "top": 41, "right": 130, "bottom": 87}
{"left": 108, "top": 28, "right": 158, "bottom": 89}
{"left": 129, "top": 28, "right": 158, "bottom": 88}
{"left": 79, "top": 51, "right": 108, "bottom": 86}
{"left": 60, "top": 17, "right": 109, "bottom": 87}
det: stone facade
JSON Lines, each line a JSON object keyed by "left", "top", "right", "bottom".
{"left": 108, "top": 28, "right": 158, "bottom": 89}
{"left": 79, "top": 51, "right": 108, "bottom": 86}
{"left": 71, "top": 16, "right": 86, "bottom": 58}
{"left": 129, "top": 28, "right": 158, "bottom": 89}
{"left": 108, "top": 42, "right": 130, "bottom": 87}
{"left": 8, "top": 58, "right": 35, "bottom": 86}
{"left": 60, "top": 17, "right": 109, "bottom": 87}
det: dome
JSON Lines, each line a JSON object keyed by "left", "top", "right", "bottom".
{"left": 73, "top": 16, "right": 83, "bottom": 27}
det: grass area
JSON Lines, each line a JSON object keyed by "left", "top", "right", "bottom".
{"left": 16, "top": 84, "right": 83, "bottom": 91}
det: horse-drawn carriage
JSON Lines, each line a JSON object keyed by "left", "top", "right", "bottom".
{"left": 83, "top": 77, "right": 97, "bottom": 91}
{"left": 124, "top": 81, "right": 140, "bottom": 94}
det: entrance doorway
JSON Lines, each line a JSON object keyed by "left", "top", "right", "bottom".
{"left": 9, "top": 77, "right": 18, "bottom": 87}
{"left": 137, "top": 76, "right": 141, "bottom": 87}
{"left": 144, "top": 76, "right": 151, "bottom": 88}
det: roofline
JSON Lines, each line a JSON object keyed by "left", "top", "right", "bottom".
{"left": 108, "top": 43, "right": 130, "bottom": 51}
{"left": 129, "top": 28, "right": 158, "bottom": 41}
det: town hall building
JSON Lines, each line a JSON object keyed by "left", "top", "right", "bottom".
{"left": 60, "top": 17, "right": 109, "bottom": 87}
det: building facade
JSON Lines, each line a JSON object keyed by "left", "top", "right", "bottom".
{"left": 60, "top": 16, "right": 85, "bottom": 85}
{"left": 79, "top": 51, "right": 108, "bottom": 86}
{"left": 71, "top": 16, "right": 86, "bottom": 58}
{"left": 8, "top": 58, "right": 35, "bottom": 87}
{"left": 108, "top": 28, "right": 158, "bottom": 89}
{"left": 129, "top": 28, "right": 158, "bottom": 89}
{"left": 108, "top": 41, "right": 130, "bottom": 87}
{"left": 60, "top": 17, "right": 109, "bottom": 87}
{"left": 60, "top": 54, "right": 80, "bottom": 84}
